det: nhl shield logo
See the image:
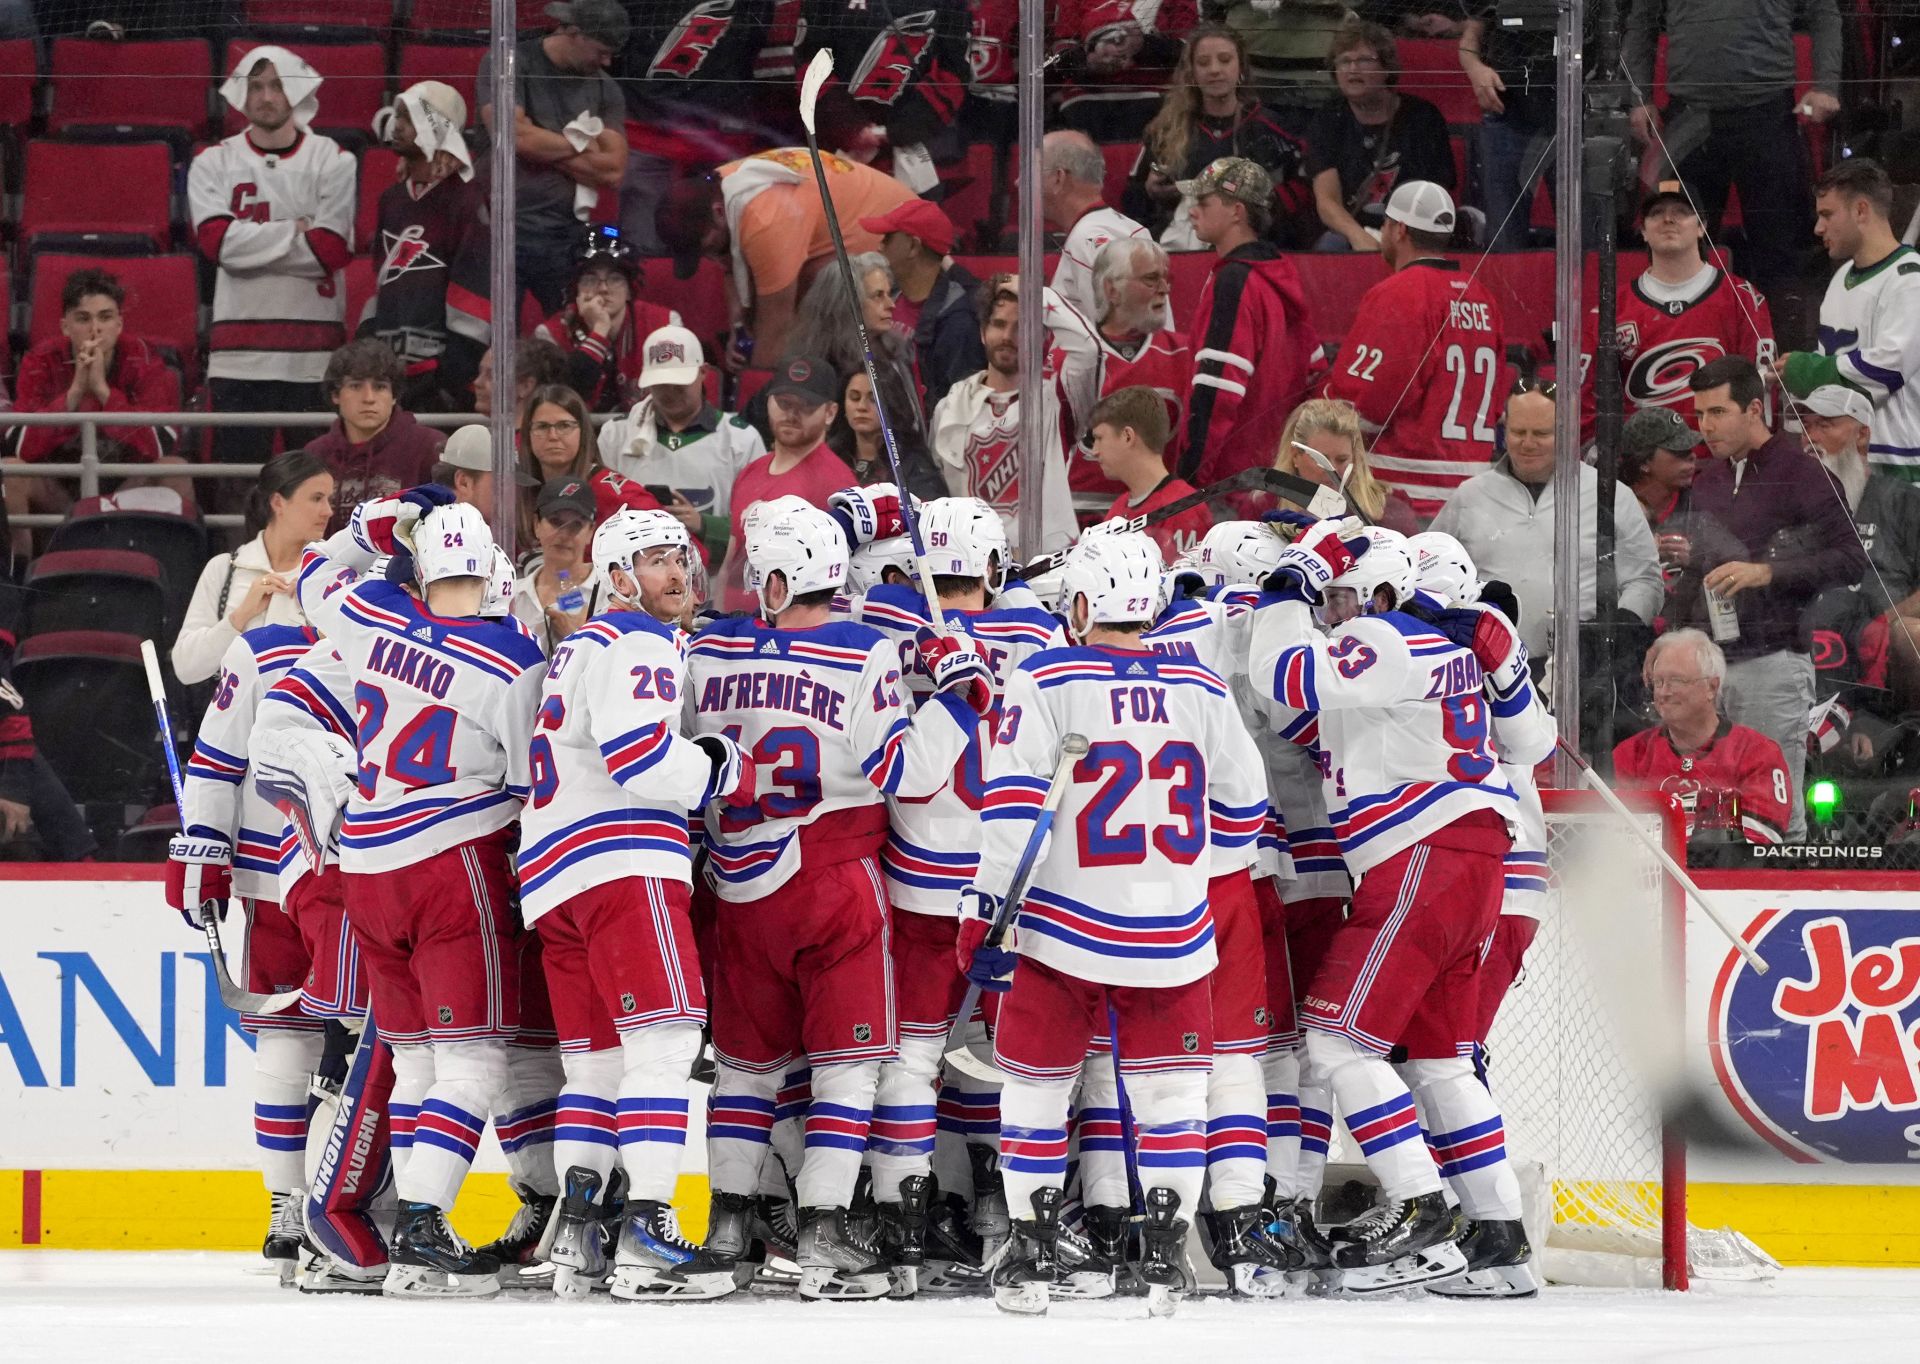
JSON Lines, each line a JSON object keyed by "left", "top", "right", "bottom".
{"left": 438, "top": 1005, "right": 453, "bottom": 1025}
{"left": 1254, "top": 1007, "right": 1271, "bottom": 1027}
{"left": 1181, "top": 1031, "right": 1199, "bottom": 1053}
{"left": 620, "top": 992, "right": 637, "bottom": 1013}
{"left": 853, "top": 1023, "right": 873, "bottom": 1044}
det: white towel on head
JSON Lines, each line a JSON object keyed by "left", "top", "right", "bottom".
{"left": 398, "top": 84, "right": 474, "bottom": 182}
{"left": 564, "top": 111, "right": 605, "bottom": 220}
{"left": 219, "top": 44, "right": 322, "bottom": 131}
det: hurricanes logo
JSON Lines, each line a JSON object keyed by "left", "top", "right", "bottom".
{"left": 967, "top": 9, "right": 1014, "bottom": 86}
{"left": 1625, "top": 337, "right": 1727, "bottom": 407}
{"left": 848, "top": 11, "right": 937, "bottom": 105}
{"left": 377, "top": 225, "right": 445, "bottom": 286}
{"left": 650, "top": 0, "right": 735, "bottom": 79}
{"left": 853, "top": 1023, "right": 872, "bottom": 1043}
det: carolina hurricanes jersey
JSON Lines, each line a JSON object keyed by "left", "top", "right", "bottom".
{"left": 255, "top": 639, "right": 356, "bottom": 900}
{"left": 966, "top": 0, "right": 1016, "bottom": 101}
{"left": 188, "top": 130, "right": 356, "bottom": 384}
{"left": 1612, "top": 719, "right": 1789, "bottom": 845}
{"left": 518, "top": 611, "right": 721, "bottom": 922}
{"left": 1107, "top": 478, "right": 1211, "bottom": 564}
{"left": 298, "top": 539, "right": 547, "bottom": 874}
{"left": 853, "top": 581, "right": 1066, "bottom": 914}
{"left": 362, "top": 174, "right": 490, "bottom": 390}
{"left": 1050, "top": 298, "right": 1195, "bottom": 494}
{"left": 623, "top": 1, "right": 773, "bottom": 116}
{"left": 798, "top": 2, "right": 969, "bottom": 147}
{"left": 1323, "top": 259, "right": 1507, "bottom": 522}
{"left": 1579, "top": 265, "right": 1775, "bottom": 442}
{"left": 183, "top": 624, "right": 318, "bottom": 900}
{"left": 686, "top": 616, "right": 975, "bottom": 901}
{"left": 1249, "top": 596, "right": 1520, "bottom": 875}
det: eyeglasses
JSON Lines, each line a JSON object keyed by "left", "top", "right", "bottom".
{"left": 1511, "top": 377, "right": 1558, "bottom": 398}
{"left": 530, "top": 420, "right": 580, "bottom": 437}
{"left": 1649, "top": 675, "right": 1708, "bottom": 692}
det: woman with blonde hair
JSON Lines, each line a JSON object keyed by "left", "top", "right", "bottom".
{"left": 1274, "top": 398, "right": 1419, "bottom": 533}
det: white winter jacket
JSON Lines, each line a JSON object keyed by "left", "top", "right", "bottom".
{"left": 171, "top": 533, "right": 310, "bottom": 684}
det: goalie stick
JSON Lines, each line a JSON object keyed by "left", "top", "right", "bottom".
{"left": 141, "top": 639, "right": 305, "bottom": 1015}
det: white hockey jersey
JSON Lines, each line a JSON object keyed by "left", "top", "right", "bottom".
{"left": 182, "top": 624, "right": 318, "bottom": 900}
{"left": 297, "top": 538, "right": 547, "bottom": 874}
{"left": 1470, "top": 597, "right": 1557, "bottom": 918}
{"left": 254, "top": 639, "right": 356, "bottom": 901}
{"left": 188, "top": 129, "right": 356, "bottom": 383}
{"left": 853, "top": 581, "right": 1066, "bottom": 915}
{"left": 518, "top": 611, "right": 721, "bottom": 921}
{"left": 686, "top": 616, "right": 976, "bottom": 901}
{"left": 1050, "top": 205, "right": 1152, "bottom": 327}
{"left": 979, "top": 645, "right": 1269, "bottom": 988}
{"left": 1801, "top": 244, "right": 1920, "bottom": 480}
{"left": 597, "top": 401, "right": 767, "bottom": 523}
{"left": 928, "top": 373, "right": 1079, "bottom": 556}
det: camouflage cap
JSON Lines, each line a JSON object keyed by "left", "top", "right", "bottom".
{"left": 1176, "top": 156, "right": 1273, "bottom": 210}
{"left": 1623, "top": 405, "right": 1699, "bottom": 455}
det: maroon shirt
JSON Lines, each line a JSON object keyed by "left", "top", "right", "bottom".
{"left": 312, "top": 407, "right": 444, "bottom": 533}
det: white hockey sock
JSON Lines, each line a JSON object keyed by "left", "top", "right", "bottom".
{"left": 1072, "top": 1054, "right": 1131, "bottom": 1210}
{"left": 387, "top": 1042, "right": 435, "bottom": 1189}
{"left": 709, "top": 1061, "right": 780, "bottom": 1199}
{"left": 765, "top": 1062, "right": 810, "bottom": 1198}
{"left": 998, "top": 1074, "right": 1075, "bottom": 1223}
{"left": 1303, "top": 1030, "right": 1439, "bottom": 1204}
{"left": 617, "top": 1022, "right": 701, "bottom": 1204}
{"left": 497, "top": 1044, "right": 563, "bottom": 1197}
{"left": 1400, "top": 1057, "right": 1523, "bottom": 1221}
{"left": 399, "top": 1039, "right": 508, "bottom": 1211}
{"left": 797, "top": 1060, "right": 880, "bottom": 1210}
{"left": 553, "top": 1048, "right": 621, "bottom": 1191}
{"left": 1263, "top": 1047, "right": 1303, "bottom": 1201}
{"left": 1205, "top": 1051, "right": 1269, "bottom": 1211}
{"left": 868, "top": 1034, "right": 944, "bottom": 1203}
{"left": 1129, "top": 1068, "right": 1209, "bottom": 1220}
{"left": 253, "top": 1029, "right": 324, "bottom": 1194}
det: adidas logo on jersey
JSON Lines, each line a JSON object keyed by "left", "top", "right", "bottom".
{"left": 410, "top": 625, "right": 434, "bottom": 643}
{"left": 760, "top": 640, "right": 781, "bottom": 655}
{"left": 1126, "top": 661, "right": 1148, "bottom": 676}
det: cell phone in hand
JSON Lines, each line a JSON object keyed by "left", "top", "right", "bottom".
{"left": 644, "top": 485, "right": 676, "bottom": 505}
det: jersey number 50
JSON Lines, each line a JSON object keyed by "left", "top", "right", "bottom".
{"left": 1074, "top": 739, "right": 1205, "bottom": 868}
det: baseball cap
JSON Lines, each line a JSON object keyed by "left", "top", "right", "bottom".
{"left": 1623, "top": 406, "right": 1699, "bottom": 455}
{"left": 1803, "top": 384, "right": 1874, "bottom": 425}
{"left": 441, "top": 424, "right": 539, "bottom": 484}
{"left": 1385, "top": 180, "right": 1457, "bottom": 235}
{"left": 657, "top": 175, "right": 720, "bottom": 280}
{"left": 1642, "top": 178, "right": 1699, "bottom": 218}
{"left": 765, "top": 355, "right": 840, "bottom": 407}
{"left": 859, "top": 198, "right": 956, "bottom": 255}
{"left": 544, "top": 0, "right": 629, "bottom": 50}
{"left": 536, "top": 477, "right": 597, "bottom": 524}
{"left": 639, "top": 325, "right": 705, "bottom": 388}
{"left": 1176, "top": 156, "right": 1273, "bottom": 210}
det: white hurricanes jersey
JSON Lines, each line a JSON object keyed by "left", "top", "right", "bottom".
{"left": 1050, "top": 205, "right": 1153, "bottom": 326}
{"left": 182, "top": 624, "right": 318, "bottom": 900}
{"left": 853, "top": 581, "right": 1067, "bottom": 915}
{"left": 980, "top": 646, "right": 1268, "bottom": 988}
{"left": 1813, "top": 245, "right": 1920, "bottom": 478}
{"left": 254, "top": 639, "right": 357, "bottom": 899}
{"left": 518, "top": 611, "right": 718, "bottom": 922}
{"left": 686, "top": 616, "right": 975, "bottom": 901}
{"left": 298, "top": 540, "right": 547, "bottom": 874}
{"left": 1249, "top": 596, "right": 1522, "bottom": 876}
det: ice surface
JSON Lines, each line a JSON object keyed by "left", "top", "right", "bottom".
{"left": 5, "top": 1253, "right": 1919, "bottom": 1364}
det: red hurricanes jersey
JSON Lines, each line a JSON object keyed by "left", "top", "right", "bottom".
{"left": 1322, "top": 259, "right": 1507, "bottom": 522}
{"left": 1580, "top": 268, "right": 1776, "bottom": 442}
{"left": 1105, "top": 476, "right": 1211, "bottom": 564}
{"left": 1054, "top": 326, "right": 1196, "bottom": 496}
{"left": 1612, "top": 720, "right": 1790, "bottom": 845}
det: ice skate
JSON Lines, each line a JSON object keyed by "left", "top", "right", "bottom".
{"left": 795, "top": 1206, "right": 891, "bottom": 1300}
{"left": 1139, "top": 1188, "right": 1193, "bottom": 1318}
{"left": 263, "top": 1191, "right": 306, "bottom": 1287}
{"left": 383, "top": 1201, "right": 502, "bottom": 1299}
{"left": 876, "top": 1174, "right": 932, "bottom": 1297}
{"left": 1425, "top": 1218, "right": 1542, "bottom": 1299}
{"left": 477, "top": 1179, "right": 556, "bottom": 1291}
{"left": 1333, "top": 1192, "right": 1468, "bottom": 1295}
{"left": 991, "top": 1187, "right": 1063, "bottom": 1316}
{"left": 297, "top": 1255, "right": 385, "bottom": 1295}
{"left": 545, "top": 1166, "right": 608, "bottom": 1301}
{"left": 1050, "top": 1204, "right": 1120, "bottom": 1300}
{"left": 917, "top": 1190, "right": 987, "bottom": 1295}
{"left": 750, "top": 1194, "right": 803, "bottom": 1292}
{"left": 610, "top": 1200, "right": 738, "bottom": 1301}
{"left": 1208, "top": 1202, "right": 1302, "bottom": 1298}
{"left": 1282, "top": 1197, "right": 1338, "bottom": 1296}
{"left": 965, "top": 1142, "right": 1011, "bottom": 1257}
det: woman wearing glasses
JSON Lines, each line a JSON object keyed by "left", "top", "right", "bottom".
{"left": 516, "top": 383, "right": 661, "bottom": 556}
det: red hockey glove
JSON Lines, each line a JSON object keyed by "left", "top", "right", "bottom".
{"left": 916, "top": 628, "right": 994, "bottom": 716}
{"left": 165, "top": 834, "right": 232, "bottom": 928}
{"left": 695, "top": 735, "right": 758, "bottom": 808}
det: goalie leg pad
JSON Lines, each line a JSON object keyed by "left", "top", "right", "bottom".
{"left": 306, "top": 1018, "right": 394, "bottom": 1270}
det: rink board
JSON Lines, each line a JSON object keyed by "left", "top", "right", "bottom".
{"left": 6, "top": 868, "right": 1920, "bottom": 1262}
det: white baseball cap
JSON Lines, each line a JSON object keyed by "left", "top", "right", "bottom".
{"left": 1803, "top": 384, "right": 1873, "bottom": 425}
{"left": 639, "top": 325, "right": 705, "bottom": 389}
{"left": 1384, "top": 180, "right": 1457, "bottom": 236}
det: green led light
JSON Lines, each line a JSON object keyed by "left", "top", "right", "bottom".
{"left": 1809, "top": 779, "right": 1840, "bottom": 818}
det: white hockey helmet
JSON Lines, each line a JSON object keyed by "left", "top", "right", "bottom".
{"left": 917, "top": 496, "right": 1007, "bottom": 586}
{"left": 1191, "top": 519, "right": 1284, "bottom": 587}
{"left": 748, "top": 504, "right": 849, "bottom": 616}
{"left": 1407, "top": 530, "right": 1479, "bottom": 605}
{"left": 847, "top": 534, "right": 919, "bottom": 595}
{"left": 1331, "top": 538, "right": 1417, "bottom": 614}
{"left": 411, "top": 503, "right": 495, "bottom": 586}
{"left": 479, "top": 545, "right": 516, "bottom": 618}
{"left": 1056, "top": 529, "right": 1164, "bottom": 637}
{"left": 740, "top": 494, "right": 815, "bottom": 543}
{"left": 593, "top": 507, "right": 692, "bottom": 607}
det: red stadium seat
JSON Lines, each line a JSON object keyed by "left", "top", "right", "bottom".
{"left": 13, "top": 629, "right": 168, "bottom": 806}
{"left": 1397, "top": 37, "right": 1481, "bottom": 127}
{"left": 1102, "top": 142, "right": 1141, "bottom": 208}
{"left": 395, "top": 42, "right": 486, "bottom": 114}
{"left": 0, "top": 37, "right": 36, "bottom": 131}
{"left": 644, "top": 256, "right": 730, "bottom": 360}
{"left": 18, "top": 139, "right": 175, "bottom": 254}
{"left": 407, "top": 0, "right": 550, "bottom": 36}
{"left": 242, "top": 0, "right": 396, "bottom": 38}
{"left": 344, "top": 255, "right": 376, "bottom": 333}
{"left": 28, "top": 253, "right": 203, "bottom": 382}
{"left": 357, "top": 145, "right": 401, "bottom": 253}
{"left": 48, "top": 38, "right": 213, "bottom": 140}
{"left": 223, "top": 39, "right": 389, "bottom": 140}
{"left": 23, "top": 549, "right": 169, "bottom": 643}
{"left": 939, "top": 141, "right": 1007, "bottom": 248}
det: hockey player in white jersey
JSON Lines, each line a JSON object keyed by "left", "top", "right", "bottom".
{"left": 516, "top": 508, "right": 754, "bottom": 1301}
{"left": 297, "top": 490, "right": 547, "bottom": 1298}
{"left": 688, "top": 503, "right": 987, "bottom": 1300}
{"left": 969, "top": 530, "right": 1270, "bottom": 1317}
{"left": 165, "top": 622, "right": 325, "bottom": 1282}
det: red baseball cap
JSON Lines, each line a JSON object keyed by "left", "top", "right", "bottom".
{"left": 859, "top": 198, "right": 955, "bottom": 255}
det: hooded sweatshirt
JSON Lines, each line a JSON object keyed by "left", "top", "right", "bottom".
{"left": 311, "top": 407, "right": 444, "bottom": 533}
{"left": 1182, "top": 240, "right": 1317, "bottom": 487}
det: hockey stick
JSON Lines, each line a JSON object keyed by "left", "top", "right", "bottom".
{"left": 943, "top": 733, "right": 1092, "bottom": 1082}
{"left": 1103, "top": 1000, "right": 1147, "bottom": 1220}
{"left": 1554, "top": 735, "right": 1767, "bottom": 974}
{"left": 1288, "top": 440, "right": 1373, "bottom": 526}
{"left": 141, "top": 640, "right": 306, "bottom": 1014}
{"left": 799, "top": 49, "right": 948, "bottom": 628}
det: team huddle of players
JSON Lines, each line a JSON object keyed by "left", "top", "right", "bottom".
{"left": 165, "top": 454, "right": 1555, "bottom": 1314}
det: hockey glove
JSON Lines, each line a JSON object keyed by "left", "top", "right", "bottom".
{"left": 1467, "top": 604, "right": 1529, "bottom": 691}
{"left": 165, "top": 834, "right": 232, "bottom": 928}
{"left": 1259, "top": 515, "right": 1365, "bottom": 599}
{"left": 1164, "top": 568, "right": 1209, "bottom": 602}
{"left": 348, "top": 495, "right": 408, "bottom": 556}
{"left": 956, "top": 889, "right": 1017, "bottom": 992}
{"left": 1478, "top": 579, "right": 1520, "bottom": 627}
{"left": 694, "top": 734, "right": 758, "bottom": 808}
{"left": 916, "top": 628, "right": 994, "bottom": 716}
{"left": 827, "top": 483, "right": 906, "bottom": 549}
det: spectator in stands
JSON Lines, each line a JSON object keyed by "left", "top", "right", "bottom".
{"left": 597, "top": 325, "right": 766, "bottom": 567}
{"left": 656, "top": 151, "right": 917, "bottom": 366}
{"left": 516, "top": 383, "right": 659, "bottom": 553}
{"left": 1624, "top": 0, "right": 1840, "bottom": 311}
{"left": 6, "top": 267, "right": 189, "bottom": 553}
{"left": 864, "top": 199, "right": 986, "bottom": 411}
{"left": 473, "top": 337, "right": 570, "bottom": 423}
{"left": 826, "top": 367, "right": 945, "bottom": 503}
{"left": 433, "top": 423, "right": 536, "bottom": 514}
{"left": 1622, "top": 406, "right": 1700, "bottom": 571}
{"left": 0, "top": 588, "right": 93, "bottom": 862}
{"left": 720, "top": 356, "right": 858, "bottom": 609}
{"left": 1307, "top": 20, "right": 1456, "bottom": 251}
{"left": 188, "top": 46, "right": 354, "bottom": 473}
{"left": 1091, "top": 385, "right": 1211, "bottom": 563}
{"left": 511, "top": 477, "right": 601, "bottom": 653}
{"left": 1614, "top": 629, "right": 1793, "bottom": 847}
{"left": 532, "top": 225, "right": 683, "bottom": 414}
{"left": 1430, "top": 380, "right": 1663, "bottom": 661}
{"left": 1676, "top": 355, "right": 1867, "bottom": 839}
{"left": 1049, "top": 1, "right": 1193, "bottom": 142}
{"left": 1778, "top": 160, "right": 1920, "bottom": 484}
{"left": 1042, "top": 130, "right": 1151, "bottom": 322}
{"left": 796, "top": 5, "right": 972, "bottom": 188}
{"left": 779, "top": 252, "right": 923, "bottom": 442}
{"left": 362, "top": 80, "right": 489, "bottom": 413}
{"left": 478, "top": 0, "right": 630, "bottom": 314}
{"left": 172, "top": 451, "right": 332, "bottom": 686}
{"left": 1457, "top": 0, "right": 1562, "bottom": 251}
{"left": 1181, "top": 157, "right": 1317, "bottom": 487}
{"left": 1273, "top": 398, "right": 1420, "bottom": 534}
{"left": 1132, "top": 25, "right": 1314, "bottom": 249}
{"left": 1210, "top": 0, "right": 1352, "bottom": 130}
{"left": 308, "top": 340, "right": 444, "bottom": 534}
